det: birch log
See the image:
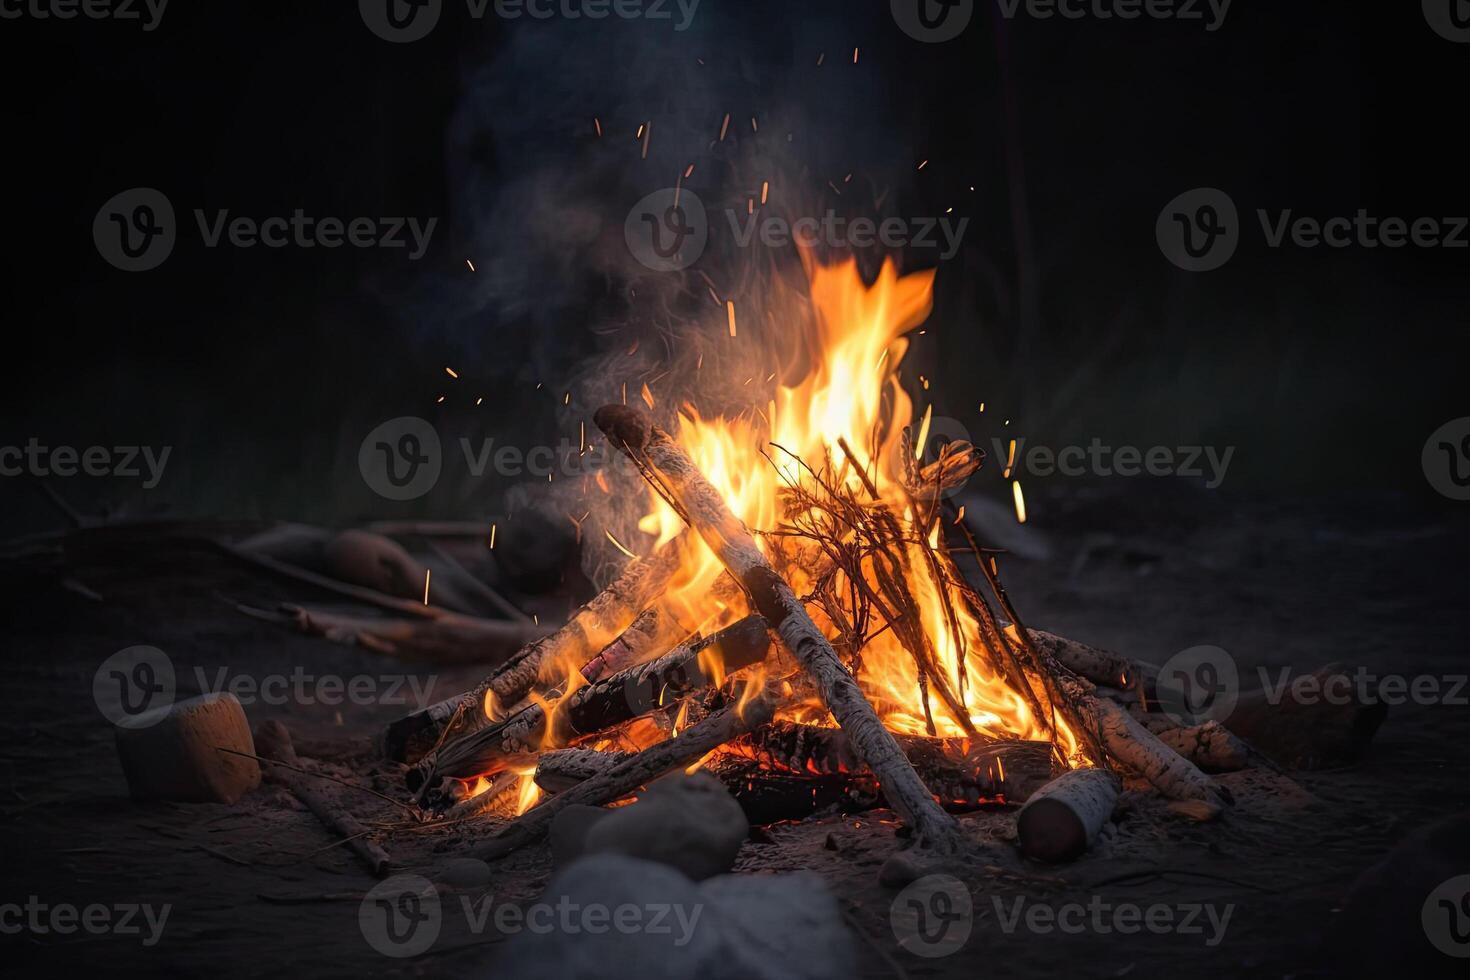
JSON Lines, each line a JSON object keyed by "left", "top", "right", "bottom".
{"left": 596, "top": 404, "right": 964, "bottom": 852}
{"left": 379, "top": 546, "right": 682, "bottom": 761}
{"left": 1017, "top": 767, "right": 1120, "bottom": 863}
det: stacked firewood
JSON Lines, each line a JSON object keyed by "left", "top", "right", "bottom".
{"left": 370, "top": 405, "right": 1317, "bottom": 869}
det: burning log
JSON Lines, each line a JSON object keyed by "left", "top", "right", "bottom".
{"left": 476, "top": 686, "right": 780, "bottom": 860}
{"left": 461, "top": 541, "right": 683, "bottom": 720}
{"left": 1016, "top": 767, "right": 1120, "bottom": 863}
{"left": 407, "top": 616, "right": 772, "bottom": 802}
{"left": 728, "top": 720, "right": 1055, "bottom": 804}
{"left": 1014, "top": 627, "right": 1134, "bottom": 690}
{"left": 378, "top": 547, "right": 683, "bottom": 761}
{"left": 253, "top": 721, "right": 394, "bottom": 877}
{"left": 534, "top": 747, "right": 632, "bottom": 793}
{"left": 596, "top": 404, "right": 965, "bottom": 854}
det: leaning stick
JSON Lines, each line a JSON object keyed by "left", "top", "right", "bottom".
{"left": 596, "top": 405, "right": 964, "bottom": 851}
{"left": 476, "top": 688, "right": 779, "bottom": 860}
{"left": 407, "top": 616, "right": 772, "bottom": 796}
{"left": 1057, "top": 675, "right": 1229, "bottom": 806}
{"left": 379, "top": 545, "right": 682, "bottom": 761}
{"left": 253, "top": 721, "right": 394, "bottom": 877}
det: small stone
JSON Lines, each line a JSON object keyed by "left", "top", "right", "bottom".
{"left": 566, "top": 772, "right": 749, "bottom": 880}
{"left": 114, "top": 692, "right": 259, "bottom": 804}
{"left": 491, "top": 855, "right": 855, "bottom": 980}
{"left": 698, "top": 871, "right": 855, "bottom": 980}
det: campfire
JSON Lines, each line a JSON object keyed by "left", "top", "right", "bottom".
{"left": 378, "top": 253, "right": 1242, "bottom": 866}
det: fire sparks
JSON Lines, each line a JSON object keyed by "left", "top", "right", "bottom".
{"left": 635, "top": 257, "right": 1079, "bottom": 757}
{"left": 1012, "top": 481, "right": 1028, "bottom": 524}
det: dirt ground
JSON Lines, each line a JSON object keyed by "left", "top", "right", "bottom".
{"left": 3, "top": 482, "right": 1467, "bottom": 978}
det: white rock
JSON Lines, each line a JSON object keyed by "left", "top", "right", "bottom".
{"left": 563, "top": 772, "right": 749, "bottom": 880}
{"left": 492, "top": 855, "right": 854, "bottom": 980}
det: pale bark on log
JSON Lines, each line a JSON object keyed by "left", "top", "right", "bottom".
{"left": 534, "top": 748, "right": 634, "bottom": 793}
{"left": 378, "top": 546, "right": 682, "bottom": 761}
{"left": 408, "top": 616, "right": 771, "bottom": 797}
{"left": 596, "top": 405, "right": 963, "bottom": 852}
{"left": 1017, "top": 767, "right": 1120, "bottom": 863}
{"left": 475, "top": 690, "right": 778, "bottom": 860}
{"left": 1153, "top": 720, "right": 1251, "bottom": 772}
{"left": 1015, "top": 627, "right": 1134, "bottom": 690}
{"left": 1059, "top": 675, "right": 1229, "bottom": 807}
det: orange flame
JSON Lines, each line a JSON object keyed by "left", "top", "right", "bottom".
{"left": 640, "top": 257, "right": 1079, "bottom": 759}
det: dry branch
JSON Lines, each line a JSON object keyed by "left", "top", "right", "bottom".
{"left": 254, "top": 721, "right": 394, "bottom": 877}
{"left": 597, "top": 404, "right": 964, "bottom": 852}
{"left": 407, "top": 616, "right": 772, "bottom": 800}
{"left": 378, "top": 546, "right": 682, "bottom": 761}
{"left": 475, "top": 688, "right": 779, "bottom": 860}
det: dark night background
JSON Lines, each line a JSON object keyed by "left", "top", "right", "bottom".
{"left": 1, "top": 1, "right": 1465, "bottom": 535}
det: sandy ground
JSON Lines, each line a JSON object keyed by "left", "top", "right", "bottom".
{"left": 2, "top": 483, "right": 1467, "bottom": 978}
